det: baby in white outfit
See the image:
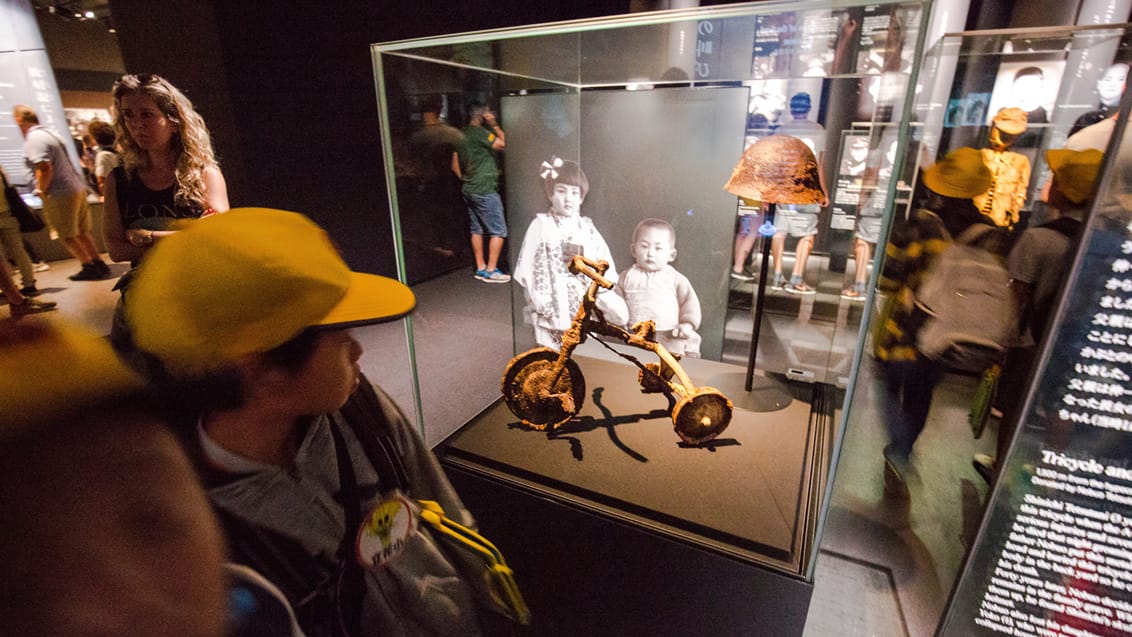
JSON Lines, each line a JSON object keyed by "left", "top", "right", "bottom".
{"left": 615, "top": 218, "right": 701, "bottom": 357}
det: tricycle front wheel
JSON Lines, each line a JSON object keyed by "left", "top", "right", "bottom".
{"left": 672, "top": 387, "right": 733, "bottom": 444}
{"left": 501, "top": 347, "right": 586, "bottom": 430}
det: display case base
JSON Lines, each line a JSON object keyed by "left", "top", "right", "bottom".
{"left": 706, "top": 370, "right": 795, "bottom": 412}
{"left": 445, "top": 463, "right": 815, "bottom": 635}
{"left": 438, "top": 353, "right": 836, "bottom": 572}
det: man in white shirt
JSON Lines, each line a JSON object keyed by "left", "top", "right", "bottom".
{"left": 13, "top": 104, "right": 110, "bottom": 281}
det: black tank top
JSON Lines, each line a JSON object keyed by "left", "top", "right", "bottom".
{"left": 112, "top": 165, "right": 204, "bottom": 229}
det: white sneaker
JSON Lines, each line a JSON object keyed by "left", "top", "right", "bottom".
{"left": 477, "top": 269, "right": 511, "bottom": 283}
{"left": 33, "top": 262, "right": 50, "bottom": 272}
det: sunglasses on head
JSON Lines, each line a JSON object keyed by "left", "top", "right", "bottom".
{"left": 114, "top": 73, "right": 163, "bottom": 90}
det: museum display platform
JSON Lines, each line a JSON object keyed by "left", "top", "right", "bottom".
{"left": 438, "top": 349, "right": 837, "bottom": 634}
{"left": 439, "top": 350, "right": 837, "bottom": 573}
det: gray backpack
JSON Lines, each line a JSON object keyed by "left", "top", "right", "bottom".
{"left": 915, "top": 224, "right": 1018, "bottom": 373}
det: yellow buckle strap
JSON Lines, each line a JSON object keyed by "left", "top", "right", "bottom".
{"left": 417, "top": 500, "right": 531, "bottom": 625}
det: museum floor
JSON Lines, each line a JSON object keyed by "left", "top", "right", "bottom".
{"left": 24, "top": 253, "right": 997, "bottom": 636}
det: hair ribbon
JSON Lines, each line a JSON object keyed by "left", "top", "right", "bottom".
{"left": 539, "top": 156, "right": 564, "bottom": 180}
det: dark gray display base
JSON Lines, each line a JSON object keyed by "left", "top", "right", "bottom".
{"left": 445, "top": 464, "right": 815, "bottom": 636}
{"left": 439, "top": 353, "right": 834, "bottom": 574}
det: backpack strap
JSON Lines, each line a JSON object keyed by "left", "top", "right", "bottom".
{"left": 206, "top": 420, "right": 373, "bottom": 637}
{"left": 954, "top": 222, "right": 994, "bottom": 246}
{"left": 1038, "top": 216, "right": 1081, "bottom": 239}
{"left": 336, "top": 378, "right": 411, "bottom": 493}
{"left": 199, "top": 383, "right": 410, "bottom": 637}
{"left": 327, "top": 420, "right": 365, "bottom": 637}
{"left": 213, "top": 504, "right": 339, "bottom": 610}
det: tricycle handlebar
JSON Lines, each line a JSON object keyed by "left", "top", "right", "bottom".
{"left": 569, "top": 255, "right": 614, "bottom": 290}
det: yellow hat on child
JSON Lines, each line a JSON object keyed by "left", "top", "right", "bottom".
{"left": 1046, "top": 148, "right": 1103, "bottom": 205}
{"left": 922, "top": 147, "right": 993, "bottom": 199}
{"left": 126, "top": 208, "right": 415, "bottom": 375}
{"left": 0, "top": 319, "right": 144, "bottom": 435}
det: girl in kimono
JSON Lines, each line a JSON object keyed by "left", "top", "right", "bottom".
{"left": 513, "top": 157, "right": 627, "bottom": 348}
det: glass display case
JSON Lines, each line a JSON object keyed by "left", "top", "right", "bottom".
{"left": 878, "top": 23, "right": 1132, "bottom": 637}
{"left": 371, "top": 0, "right": 930, "bottom": 602}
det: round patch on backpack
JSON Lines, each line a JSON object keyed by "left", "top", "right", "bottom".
{"left": 356, "top": 494, "right": 415, "bottom": 569}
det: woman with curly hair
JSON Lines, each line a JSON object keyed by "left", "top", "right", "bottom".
{"left": 104, "top": 73, "right": 229, "bottom": 368}
{"left": 103, "top": 73, "right": 229, "bottom": 266}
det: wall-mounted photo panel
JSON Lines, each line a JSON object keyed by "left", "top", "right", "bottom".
{"left": 830, "top": 129, "right": 872, "bottom": 229}
{"left": 745, "top": 79, "right": 790, "bottom": 133}
{"left": 856, "top": 4, "right": 919, "bottom": 75}
{"left": 752, "top": 9, "right": 855, "bottom": 79}
{"left": 964, "top": 92, "right": 991, "bottom": 126}
{"left": 985, "top": 60, "right": 1067, "bottom": 128}
{"left": 752, "top": 12, "right": 799, "bottom": 78}
{"left": 856, "top": 71, "right": 909, "bottom": 122}
{"left": 796, "top": 9, "right": 855, "bottom": 78}
{"left": 945, "top": 98, "right": 965, "bottom": 128}
{"left": 837, "top": 132, "right": 872, "bottom": 181}
{"left": 943, "top": 92, "right": 990, "bottom": 129}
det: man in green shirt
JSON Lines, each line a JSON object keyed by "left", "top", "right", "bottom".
{"left": 453, "top": 100, "right": 510, "bottom": 283}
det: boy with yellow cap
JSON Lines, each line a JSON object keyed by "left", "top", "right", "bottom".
{"left": 125, "top": 207, "right": 523, "bottom": 636}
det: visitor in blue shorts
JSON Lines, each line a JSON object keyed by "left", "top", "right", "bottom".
{"left": 454, "top": 99, "right": 510, "bottom": 283}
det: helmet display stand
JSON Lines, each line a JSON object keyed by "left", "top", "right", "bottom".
{"left": 721, "top": 135, "right": 827, "bottom": 412}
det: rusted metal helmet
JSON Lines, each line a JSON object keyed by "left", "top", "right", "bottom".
{"left": 723, "top": 134, "right": 825, "bottom": 204}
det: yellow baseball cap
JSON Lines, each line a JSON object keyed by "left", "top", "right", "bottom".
{"left": 0, "top": 319, "right": 144, "bottom": 435}
{"left": 922, "top": 147, "right": 993, "bottom": 199}
{"left": 126, "top": 208, "right": 416, "bottom": 375}
{"left": 1047, "top": 148, "right": 1103, "bottom": 205}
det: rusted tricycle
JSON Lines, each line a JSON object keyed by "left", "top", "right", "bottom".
{"left": 501, "top": 255, "right": 733, "bottom": 444}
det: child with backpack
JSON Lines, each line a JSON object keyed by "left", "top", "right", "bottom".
{"left": 124, "top": 208, "right": 528, "bottom": 636}
{"left": 873, "top": 147, "right": 1009, "bottom": 496}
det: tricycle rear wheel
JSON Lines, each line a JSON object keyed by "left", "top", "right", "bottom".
{"left": 501, "top": 347, "right": 586, "bottom": 430}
